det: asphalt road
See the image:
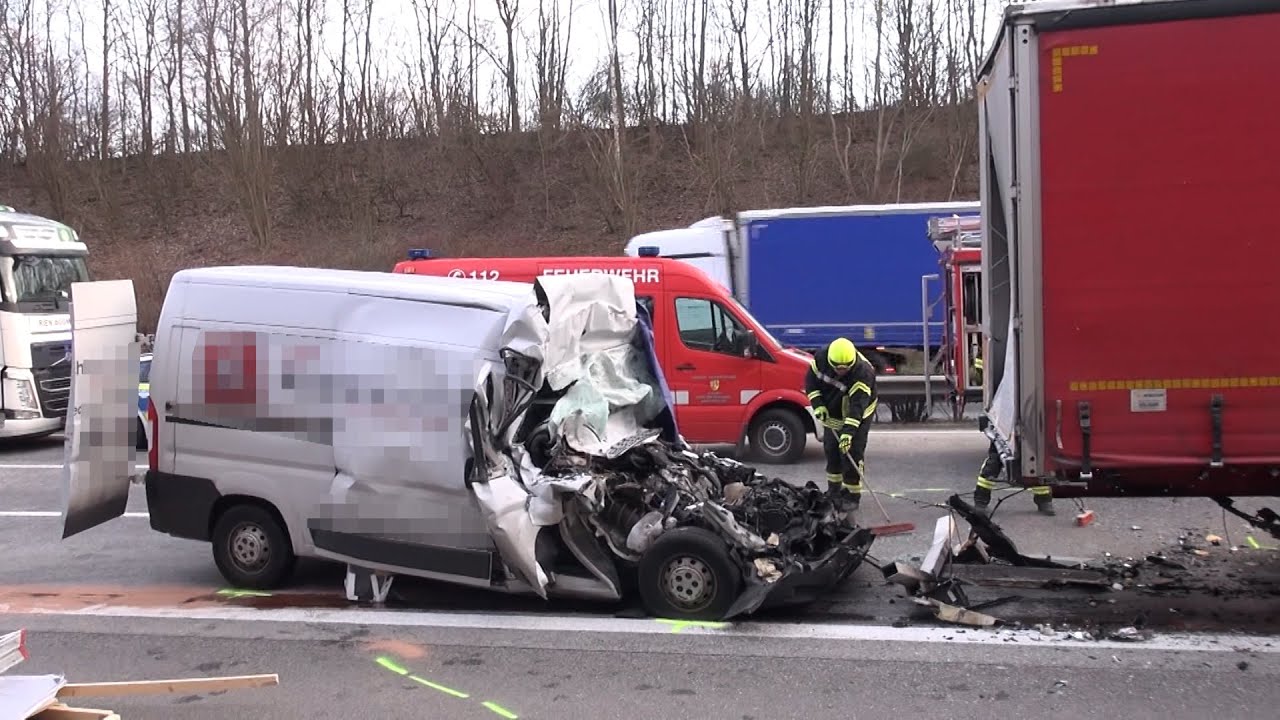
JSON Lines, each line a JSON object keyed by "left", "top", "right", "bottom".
{"left": 3, "top": 428, "right": 1280, "bottom": 718}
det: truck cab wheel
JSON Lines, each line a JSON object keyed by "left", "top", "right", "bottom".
{"left": 748, "top": 408, "right": 806, "bottom": 464}
{"left": 637, "top": 527, "right": 742, "bottom": 621}
{"left": 211, "top": 504, "right": 296, "bottom": 589}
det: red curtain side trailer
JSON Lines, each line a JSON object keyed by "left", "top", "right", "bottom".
{"left": 977, "top": 0, "right": 1280, "bottom": 515}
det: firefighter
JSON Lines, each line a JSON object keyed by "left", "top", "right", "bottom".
{"left": 805, "top": 337, "right": 878, "bottom": 512}
{"left": 973, "top": 440, "right": 1055, "bottom": 515}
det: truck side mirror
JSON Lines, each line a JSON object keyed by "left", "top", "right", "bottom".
{"left": 742, "top": 330, "right": 758, "bottom": 358}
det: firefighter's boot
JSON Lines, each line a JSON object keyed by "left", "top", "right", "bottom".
{"left": 973, "top": 485, "right": 992, "bottom": 514}
{"left": 825, "top": 477, "right": 846, "bottom": 509}
{"left": 1032, "top": 488, "right": 1056, "bottom": 516}
{"left": 826, "top": 477, "right": 858, "bottom": 517}
{"left": 973, "top": 475, "right": 996, "bottom": 515}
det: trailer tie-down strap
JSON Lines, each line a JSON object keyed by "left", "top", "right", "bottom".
{"left": 1210, "top": 394, "right": 1224, "bottom": 468}
{"left": 1077, "top": 401, "right": 1093, "bottom": 481}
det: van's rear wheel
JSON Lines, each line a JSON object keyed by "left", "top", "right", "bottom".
{"left": 211, "top": 504, "right": 295, "bottom": 589}
{"left": 748, "top": 408, "right": 806, "bottom": 464}
{"left": 637, "top": 527, "right": 741, "bottom": 620}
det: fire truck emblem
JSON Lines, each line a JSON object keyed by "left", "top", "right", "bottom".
{"left": 710, "top": 379, "right": 720, "bottom": 391}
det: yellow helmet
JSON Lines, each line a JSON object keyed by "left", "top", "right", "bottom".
{"left": 827, "top": 338, "right": 857, "bottom": 366}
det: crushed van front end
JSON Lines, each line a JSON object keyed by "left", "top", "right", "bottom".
{"left": 465, "top": 273, "right": 876, "bottom": 620}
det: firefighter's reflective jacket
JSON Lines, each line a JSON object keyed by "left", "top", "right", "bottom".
{"left": 805, "top": 344, "right": 879, "bottom": 432}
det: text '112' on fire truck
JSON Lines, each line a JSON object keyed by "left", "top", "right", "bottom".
{"left": 0, "top": 205, "right": 90, "bottom": 440}
{"left": 392, "top": 249, "right": 824, "bottom": 464}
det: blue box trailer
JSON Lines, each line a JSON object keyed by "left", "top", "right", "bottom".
{"left": 734, "top": 202, "right": 979, "bottom": 354}
{"left": 625, "top": 201, "right": 980, "bottom": 404}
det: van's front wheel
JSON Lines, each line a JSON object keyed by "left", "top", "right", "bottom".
{"left": 747, "top": 408, "right": 806, "bottom": 464}
{"left": 637, "top": 527, "right": 742, "bottom": 621}
{"left": 211, "top": 504, "right": 296, "bottom": 589}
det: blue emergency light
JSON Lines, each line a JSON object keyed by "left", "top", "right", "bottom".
{"left": 637, "top": 246, "right": 661, "bottom": 257}
{"left": 407, "top": 248, "right": 433, "bottom": 260}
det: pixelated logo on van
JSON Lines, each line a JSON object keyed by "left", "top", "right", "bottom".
{"left": 194, "top": 330, "right": 261, "bottom": 408}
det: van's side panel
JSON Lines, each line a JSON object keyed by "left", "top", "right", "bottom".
{"left": 160, "top": 320, "right": 336, "bottom": 554}
{"left": 151, "top": 280, "right": 518, "bottom": 584}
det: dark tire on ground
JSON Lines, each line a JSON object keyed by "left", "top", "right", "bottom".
{"left": 211, "top": 504, "right": 296, "bottom": 589}
{"left": 637, "top": 527, "right": 743, "bottom": 621}
{"left": 748, "top": 407, "right": 807, "bottom": 464}
{"left": 135, "top": 416, "right": 148, "bottom": 450}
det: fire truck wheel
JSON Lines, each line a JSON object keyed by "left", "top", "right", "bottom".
{"left": 748, "top": 408, "right": 806, "bottom": 464}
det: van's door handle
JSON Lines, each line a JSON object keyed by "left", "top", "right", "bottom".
{"left": 676, "top": 363, "right": 696, "bottom": 371}
{"left": 164, "top": 401, "right": 173, "bottom": 411}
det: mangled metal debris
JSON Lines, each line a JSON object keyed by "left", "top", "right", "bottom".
{"left": 883, "top": 493, "right": 1122, "bottom": 628}
{"left": 913, "top": 597, "right": 999, "bottom": 628}
{"left": 465, "top": 274, "right": 875, "bottom": 621}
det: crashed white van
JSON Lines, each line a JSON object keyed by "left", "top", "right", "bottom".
{"left": 62, "top": 267, "right": 874, "bottom": 620}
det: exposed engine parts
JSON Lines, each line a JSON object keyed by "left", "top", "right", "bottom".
{"left": 538, "top": 436, "right": 863, "bottom": 588}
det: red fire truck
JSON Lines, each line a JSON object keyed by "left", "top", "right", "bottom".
{"left": 929, "top": 215, "right": 984, "bottom": 422}
{"left": 392, "top": 249, "right": 823, "bottom": 464}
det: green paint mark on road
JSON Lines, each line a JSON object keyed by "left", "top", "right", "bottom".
{"left": 411, "top": 675, "right": 469, "bottom": 699}
{"left": 371, "top": 654, "right": 518, "bottom": 717}
{"left": 217, "top": 588, "right": 272, "bottom": 598}
{"left": 655, "top": 618, "right": 729, "bottom": 634}
{"left": 483, "top": 701, "right": 519, "bottom": 719}
{"left": 1246, "top": 535, "right": 1278, "bottom": 550}
{"left": 376, "top": 656, "right": 409, "bottom": 675}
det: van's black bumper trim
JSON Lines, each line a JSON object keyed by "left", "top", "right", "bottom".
{"left": 308, "top": 526, "right": 495, "bottom": 581}
{"left": 165, "top": 415, "right": 233, "bottom": 430}
{"left": 144, "top": 469, "right": 221, "bottom": 541}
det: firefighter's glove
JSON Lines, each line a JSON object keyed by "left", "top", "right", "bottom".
{"left": 813, "top": 406, "right": 828, "bottom": 422}
{"left": 838, "top": 433, "right": 852, "bottom": 454}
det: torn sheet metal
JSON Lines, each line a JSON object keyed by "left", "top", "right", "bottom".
{"left": 948, "top": 494, "right": 1069, "bottom": 569}
{"left": 470, "top": 474, "right": 549, "bottom": 597}
{"left": 530, "top": 274, "right": 667, "bottom": 455}
{"left": 915, "top": 597, "right": 1000, "bottom": 627}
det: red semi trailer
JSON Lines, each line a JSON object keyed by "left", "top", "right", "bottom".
{"left": 976, "top": 0, "right": 1280, "bottom": 531}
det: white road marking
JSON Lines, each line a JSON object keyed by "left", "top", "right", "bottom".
{"left": 0, "top": 511, "right": 149, "bottom": 518}
{"left": 18, "top": 603, "right": 1277, "bottom": 654}
{"left": 874, "top": 428, "right": 980, "bottom": 435}
{"left": 0, "top": 464, "right": 149, "bottom": 471}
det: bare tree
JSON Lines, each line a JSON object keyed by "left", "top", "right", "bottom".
{"left": 495, "top": 0, "right": 520, "bottom": 132}
{"left": 533, "top": 0, "right": 569, "bottom": 132}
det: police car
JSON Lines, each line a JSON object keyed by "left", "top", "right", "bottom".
{"left": 137, "top": 352, "right": 151, "bottom": 450}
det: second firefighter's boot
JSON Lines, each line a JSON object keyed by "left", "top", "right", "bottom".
{"left": 973, "top": 485, "right": 992, "bottom": 510}
{"left": 844, "top": 488, "right": 861, "bottom": 512}
{"left": 1034, "top": 486, "right": 1054, "bottom": 515}
{"left": 825, "top": 474, "right": 844, "bottom": 500}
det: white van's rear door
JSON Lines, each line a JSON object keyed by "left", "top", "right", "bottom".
{"left": 61, "top": 279, "right": 140, "bottom": 539}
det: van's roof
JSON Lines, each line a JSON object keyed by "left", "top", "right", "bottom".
{"left": 173, "top": 265, "right": 535, "bottom": 313}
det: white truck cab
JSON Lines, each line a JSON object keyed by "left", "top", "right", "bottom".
{"left": 0, "top": 207, "right": 90, "bottom": 439}
{"left": 623, "top": 216, "right": 732, "bottom": 292}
